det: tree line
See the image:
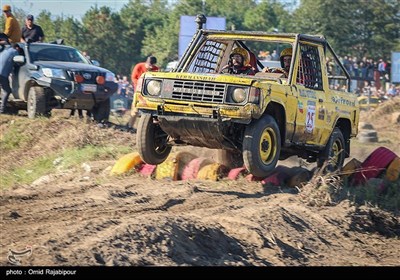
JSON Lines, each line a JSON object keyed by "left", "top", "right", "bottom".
{"left": 1, "top": 0, "right": 399, "bottom": 76}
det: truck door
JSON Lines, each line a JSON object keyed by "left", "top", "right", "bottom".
{"left": 291, "top": 43, "right": 327, "bottom": 145}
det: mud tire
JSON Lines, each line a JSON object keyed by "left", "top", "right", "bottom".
{"left": 137, "top": 114, "right": 171, "bottom": 165}
{"left": 243, "top": 115, "right": 281, "bottom": 177}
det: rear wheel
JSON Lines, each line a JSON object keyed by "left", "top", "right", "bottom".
{"left": 137, "top": 114, "right": 171, "bottom": 165}
{"left": 317, "top": 128, "right": 346, "bottom": 173}
{"left": 243, "top": 115, "right": 281, "bottom": 177}
{"left": 27, "top": 87, "right": 47, "bottom": 119}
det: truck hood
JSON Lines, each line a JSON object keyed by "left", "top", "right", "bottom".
{"left": 143, "top": 72, "right": 257, "bottom": 86}
{"left": 35, "top": 61, "right": 112, "bottom": 73}
{"left": 143, "top": 71, "right": 286, "bottom": 86}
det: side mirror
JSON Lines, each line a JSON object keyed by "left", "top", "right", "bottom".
{"left": 91, "top": 59, "right": 100, "bottom": 67}
{"left": 13, "top": 55, "right": 25, "bottom": 65}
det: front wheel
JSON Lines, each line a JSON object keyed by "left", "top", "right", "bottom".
{"left": 243, "top": 115, "right": 281, "bottom": 177}
{"left": 317, "top": 128, "right": 346, "bottom": 173}
{"left": 27, "top": 87, "right": 47, "bottom": 119}
{"left": 137, "top": 114, "right": 171, "bottom": 165}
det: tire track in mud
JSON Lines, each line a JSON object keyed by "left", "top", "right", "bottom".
{"left": 1, "top": 165, "right": 399, "bottom": 266}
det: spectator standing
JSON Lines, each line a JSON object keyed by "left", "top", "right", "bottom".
{"left": 2, "top": 5, "right": 21, "bottom": 43}
{"left": 119, "top": 76, "right": 130, "bottom": 97}
{"left": 0, "top": 43, "right": 22, "bottom": 114}
{"left": 128, "top": 56, "right": 159, "bottom": 131}
{"left": 271, "top": 50, "right": 279, "bottom": 61}
{"left": 387, "top": 84, "right": 397, "bottom": 97}
{"left": 69, "top": 108, "right": 92, "bottom": 121}
{"left": 130, "top": 56, "right": 159, "bottom": 91}
{"left": 116, "top": 75, "right": 130, "bottom": 110}
{"left": 21, "top": 15, "right": 45, "bottom": 43}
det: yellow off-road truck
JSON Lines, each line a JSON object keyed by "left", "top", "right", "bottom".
{"left": 133, "top": 16, "right": 359, "bottom": 177}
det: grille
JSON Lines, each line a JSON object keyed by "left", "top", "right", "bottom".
{"left": 68, "top": 71, "right": 104, "bottom": 83}
{"left": 171, "top": 81, "right": 225, "bottom": 103}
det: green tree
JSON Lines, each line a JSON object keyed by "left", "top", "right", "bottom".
{"left": 120, "top": 0, "right": 170, "bottom": 72}
{"left": 56, "top": 17, "right": 83, "bottom": 47}
{"left": 243, "top": 0, "right": 289, "bottom": 32}
{"left": 36, "top": 11, "right": 57, "bottom": 43}
{"left": 242, "top": 0, "right": 290, "bottom": 55}
{"left": 80, "top": 6, "right": 130, "bottom": 74}
{"left": 139, "top": 0, "right": 201, "bottom": 68}
{"left": 291, "top": 0, "right": 400, "bottom": 59}
{"left": 206, "top": 0, "right": 256, "bottom": 30}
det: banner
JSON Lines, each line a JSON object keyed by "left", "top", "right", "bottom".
{"left": 391, "top": 51, "right": 400, "bottom": 83}
{"left": 179, "top": 16, "right": 226, "bottom": 59}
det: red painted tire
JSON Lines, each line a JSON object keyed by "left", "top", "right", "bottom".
{"left": 227, "top": 167, "right": 247, "bottom": 180}
{"left": 353, "top": 147, "right": 398, "bottom": 185}
{"left": 261, "top": 172, "right": 281, "bottom": 186}
{"left": 181, "top": 157, "right": 212, "bottom": 180}
{"left": 139, "top": 164, "right": 157, "bottom": 177}
{"left": 245, "top": 174, "right": 264, "bottom": 182}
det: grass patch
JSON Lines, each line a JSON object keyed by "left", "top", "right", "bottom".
{"left": 346, "top": 180, "right": 400, "bottom": 213}
{"left": 300, "top": 169, "right": 400, "bottom": 214}
{"left": 0, "top": 144, "right": 132, "bottom": 190}
{"left": 1, "top": 155, "right": 56, "bottom": 188}
{"left": 0, "top": 119, "right": 34, "bottom": 151}
{"left": 60, "top": 145, "right": 131, "bottom": 168}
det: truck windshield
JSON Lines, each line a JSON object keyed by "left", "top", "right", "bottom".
{"left": 28, "top": 45, "right": 90, "bottom": 64}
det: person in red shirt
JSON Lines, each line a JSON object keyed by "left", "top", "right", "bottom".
{"left": 131, "top": 56, "right": 159, "bottom": 90}
{"left": 128, "top": 56, "right": 159, "bottom": 132}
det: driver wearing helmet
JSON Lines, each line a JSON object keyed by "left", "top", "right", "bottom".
{"left": 263, "top": 47, "right": 292, "bottom": 77}
{"left": 221, "top": 47, "right": 255, "bottom": 75}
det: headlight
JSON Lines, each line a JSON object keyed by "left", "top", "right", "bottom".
{"left": 42, "top": 68, "right": 66, "bottom": 79}
{"left": 105, "top": 72, "right": 115, "bottom": 82}
{"left": 232, "top": 88, "right": 246, "bottom": 103}
{"left": 146, "top": 80, "right": 162, "bottom": 96}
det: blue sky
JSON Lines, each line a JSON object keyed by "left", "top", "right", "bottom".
{"left": 2, "top": 0, "right": 130, "bottom": 19}
{"left": 3, "top": 0, "right": 299, "bottom": 20}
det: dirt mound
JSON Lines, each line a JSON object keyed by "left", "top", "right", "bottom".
{"left": 364, "top": 97, "right": 400, "bottom": 122}
{"left": 1, "top": 112, "right": 399, "bottom": 266}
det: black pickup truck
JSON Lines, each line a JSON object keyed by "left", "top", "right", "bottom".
{"left": 3, "top": 42, "right": 118, "bottom": 121}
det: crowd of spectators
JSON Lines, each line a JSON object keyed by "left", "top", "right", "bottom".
{"left": 335, "top": 55, "right": 398, "bottom": 99}
{"left": 259, "top": 48, "right": 399, "bottom": 100}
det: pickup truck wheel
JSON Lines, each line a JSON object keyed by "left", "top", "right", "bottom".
{"left": 92, "top": 99, "right": 110, "bottom": 122}
{"left": 27, "top": 87, "right": 47, "bottom": 119}
{"left": 137, "top": 114, "right": 171, "bottom": 165}
{"left": 317, "top": 127, "right": 345, "bottom": 173}
{"left": 243, "top": 115, "right": 281, "bottom": 177}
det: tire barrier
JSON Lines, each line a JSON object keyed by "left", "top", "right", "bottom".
{"left": 139, "top": 164, "right": 157, "bottom": 177}
{"left": 111, "top": 147, "right": 399, "bottom": 187}
{"left": 110, "top": 152, "right": 144, "bottom": 175}
{"left": 352, "top": 147, "right": 398, "bottom": 185}
{"left": 197, "top": 163, "right": 229, "bottom": 181}
{"left": 358, "top": 129, "right": 379, "bottom": 143}
{"left": 227, "top": 167, "right": 248, "bottom": 180}
{"left": 181, "top": 157, "right": 213, "bottom": 180}
{"left": 385, "top": 157, "right": 400, "bottom": 182}
{"left": 357, "top": 122, "right": 379, "bottom": 143}
{"left": 342, "top": 158, "right": 362, "bottom": 180}
{"left": 155, "top": 152, "right": 197, "bottom": 180}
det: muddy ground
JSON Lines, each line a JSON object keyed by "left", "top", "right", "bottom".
{"left": 1, "top": 100, "right": 399, "bottom": 266}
